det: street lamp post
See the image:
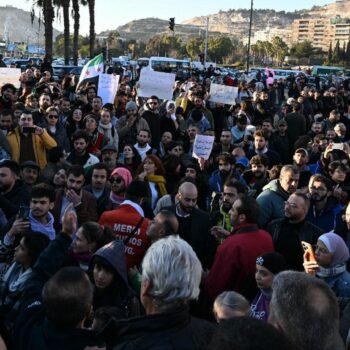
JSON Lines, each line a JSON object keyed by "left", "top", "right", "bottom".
{"left": 246, "top": 0, "right": 253, "bottom": 73}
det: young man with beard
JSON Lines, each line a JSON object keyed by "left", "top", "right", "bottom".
{"left": 246, "top": 130, "right": 281, "bottom": 168}
{"left": 4, "top": 183, "right": 56, "bottom": 244}
{"left": 306, "top": 174, "right": 343, "bottom": 232}
{"left": 209, "top": 153, "right": 240, "bottom": 194}
{"left": 7, "top": 110, "right": 57, "bottom": 170}
{"left": 210, "top": 180, "right": 247, "bottom": 243}
{"left": 241, "top": 155, "right": 269, "bottom": 197}
{"left": 20, "top": 161, "right": 40, "bottom": 188}
{"left": 268, "top": 192, "right": 323, "bottom": 271}
{"left": 213, "top": 129, "right": 234, "bottom": 157}
{"left": 52, "top": 165, "right": 98, "bottom": 232}
{"left": 141, "top": 96, "right": 161, "bottom": 152}
{"left": 293, "top": 148, "right": 312, "bottom": 189}
{"left": 167, "top": 182, "right": 216, "bottom": 269}
{"left": 99, "top": 180, "right": 151, "bottom": 269}
{"left": 83, "top": 163, "right": 111, "bottom": 217}
{"left": 107, "top": 167, "right": 133, "bottom": 209}
{"left": 32, "top": 93, "right": 52, "bottom": 125}
{"left": 66, "top": 130, "right": 100, "bottom": 168}
{"left": 0, "top": 84, "right": 16, "bottom": 113}
{"left": 134, "top": 129, "right": 152, "bottom": 161}
{"left": 0, "top": 160, "right": 31, "bottom": 220}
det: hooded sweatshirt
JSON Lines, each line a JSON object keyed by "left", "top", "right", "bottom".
{"left": 90, "top": 240, "right": 135, "bottom": 316}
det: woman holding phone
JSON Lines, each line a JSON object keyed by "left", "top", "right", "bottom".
{"left": 304, "top": 231, "right": 350, "bottom": 297}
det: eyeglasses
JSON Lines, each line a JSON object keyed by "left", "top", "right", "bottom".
{"left": 48, "top": 115, "right": 58, "bottom": 119}
{"left": 110, "top": 177, "right": 123, "bottom": 184}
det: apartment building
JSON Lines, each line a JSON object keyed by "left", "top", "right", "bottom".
{"left": 291, "top": 17, "right": 350, "bottom": 51}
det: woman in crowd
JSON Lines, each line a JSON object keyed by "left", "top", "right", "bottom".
{"left": 42, "top": 106, "right": 70, "bottom": 152}
{"left": 66, "top": 107, "right": 84, "bottom": 142}
{"left": 304, "top": 231, "right": 350, "bottom": 297}
{"left": 98, "top": 108, "right": 119, "bottom": 151}
{"left": 136, "top": 155, "right": 167, "bottom": 210}
{"left": 89, "top": 240, "right": 139, "bottom": 318}
{"left": 69, "top": 222, "right": 114, "bottom": 271}
{"left": 51, "top": 167, "right": 67, "bottom": 190}
{"left": 24, "top": 93, "right": 39, "bottom": 112}
{"left": 83, "top": 114, "right": 105, "bottom": 157}
{"left": 122, "top": 143, "right": 142, "bottom": 176}
{"left": 250, "top": 252, "right": 287, "bottom": 321}
{"left": 328, "top": 160, "right": 349, "bottom": 204}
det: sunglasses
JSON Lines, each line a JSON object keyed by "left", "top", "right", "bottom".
{"left": 48, "top": 115, "right": 59, "bottom": 119}
{"left": 110, "top": 177, "right": 123, "bottom": 184}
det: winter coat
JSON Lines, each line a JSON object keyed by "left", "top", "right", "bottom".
{"left": 13, "top": 234, "right": 105, "bottom": 350}
{"left": 103, "top": 306, "right": 216, "bottom": 350}
{"left": 98, "top": 122, "right": 119, "bottom": 151}
{"left": 7, "top": 126, "right": 57, "bottom": 169}
{"left": 256, "top": 179, "right": 290, "bottom": 228}
{"left": 90, "top": 240, "right": 139, "bottom": 317}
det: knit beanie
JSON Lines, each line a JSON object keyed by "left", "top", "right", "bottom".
{"left": 125, "top": 101, "right": 138, "bottom": 111}
{"left": 256, "top": 252, "right": 287, "bottom": 275}
{"left": 318, "top": 232, "right": 350, "bottom": 266}
{"left": 111, "top": 167, "right": 133, "bottom": 187}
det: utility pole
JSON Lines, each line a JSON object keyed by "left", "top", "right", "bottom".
{"left": 204, "top": 17, "right": 209, "bottom": 67}
{"left": 246, "top": 0, "right": 253, "bottom": 73}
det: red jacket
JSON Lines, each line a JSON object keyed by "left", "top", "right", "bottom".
{"left": 205, "top": 223, "right": 274, "bottom": 301}
{"left": 99, "top": 202, "right": 150, "bottom": 269}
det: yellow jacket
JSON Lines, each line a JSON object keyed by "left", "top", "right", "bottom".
{"left": 7, "top": 127, "right": 57, "bottom": 169}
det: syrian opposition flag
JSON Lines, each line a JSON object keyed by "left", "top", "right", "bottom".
{"left": 76, "top": 53, "right": 104, "bottom": 90}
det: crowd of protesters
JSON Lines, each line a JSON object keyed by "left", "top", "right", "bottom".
{"left": 0, "top": 54, "right": 349, "bottom": 349}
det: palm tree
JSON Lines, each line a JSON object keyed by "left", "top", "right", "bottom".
{"left": 88, "top": 0, "right": 95, "bottom": 58}
{"left": 72, "top": 0, "right": 81, "bottom": 65}
{"left": 31, "top": 0, "right": 55, "bottom": 58}
{"left": 56, "top": 0, "right": 71, "bottom": 64}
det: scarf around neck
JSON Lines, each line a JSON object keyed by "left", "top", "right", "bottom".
{"left": 317, "top": 263, "right": 347, "bottom": 278}
{"left": 146, "top": 175, "right": 167, "bottom": 197}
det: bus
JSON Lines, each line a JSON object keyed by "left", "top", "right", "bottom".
{"left": 311, "top": 65, "right": 344, "bottom": 76}
{"left": 147, "top": 57, "right": 191, "bottom": 80}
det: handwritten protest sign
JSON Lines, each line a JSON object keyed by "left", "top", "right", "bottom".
{"left": 97, "top": 73, "right": 120, "bottom": 104}
{"left": 192, "top": 134, "right": 215, "bottom": 160}
{"left": 0, "top": 68, "right": 21, "bottom": 88}
{"left": 138, "top": 69, "right": 175, "bottom": 100}
{"left": 209, "top": 83, "right": 238, "bottom": 105}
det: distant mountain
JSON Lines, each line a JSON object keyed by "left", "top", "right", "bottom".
{"left": 113, "top": 0, "right": 350, "bottom": 42}
{"left": 116, "top": 18, "right": 222, "bottom": 42}
{"left": 0, "top": 5, "right": 60, "bottom": 44}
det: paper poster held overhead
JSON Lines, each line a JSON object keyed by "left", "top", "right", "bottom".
{"left": 209, "top": 83, "right": 238, "bottom": 105}
{"left": 97, "top": 74, "right": 120, "bottom": 104}
{"left": 192, "top": 134, "right": 215, "bottom": 160}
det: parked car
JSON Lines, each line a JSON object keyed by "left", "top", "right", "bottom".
{"left": 52, "top": 65, "right": 83, "bottom": 81}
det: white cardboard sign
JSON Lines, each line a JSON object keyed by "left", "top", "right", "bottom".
{"left": 209, "top": 83, "right": 238, "bottom": 105}
{"left": 97, "top": 73, "right": 120, "bottom": 104}
{"left": 192, "top": 134, "right": 215, "bottom": 160}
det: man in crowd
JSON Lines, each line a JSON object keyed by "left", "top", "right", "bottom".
{"left": 20, "top": 161, "right": 40, "bottom": 188}
{"left": 241, "top": 155, "right": 269, "bottom": 197}
{"left": 246, "top": 130, "right": 281, "bottom": 168}
{"left": 0, "top": 109, "right": 14, "bottom": 135}
{"left": 7, "top": 110, "right": 57, "bottom": 170}
{"left": 107, "top": 167, "right": 133, "bottom": 209}
{"left": 108, "top": 236, "right": 215, "bottom": 349}
{"left": 66, "top": 130, "right": 100, "bottom": 168}
{"left": 99, "top": 180, "right": 151, "bottom": 269}
{"left": 141, "top": 96, "right": 161, "bottom": 152}
{"left": 285, "top": 102, "right": 306, "bottom": 151}
{"left": 257, "top": 165, "right": 300, "bottom": 228}
{"left": 146, "top": 209, "right": 179, "bottom": 243}
{"left": 53, "top": 165, "right": 98, "bottom": 231}
{"left": 32, "top": 93, "right": 52, "bottom": 124}
{"left": 205, "top": 196, "right": 274, "bottom": 301}
{"left": 306, "top": 174, "right": 343, "bottom": 232}
{"left": 0, "top": 84, "right": 16, "bottom": 112}
{"left": 209, "top": 153, "right": 239, "bottom": 194}
{"left": 3, "top": 183, "right": 56, "bottom": 243}
{"left": 83, "top": 163, "right": 111, "bottom": 217}
{"left": 268, "top": 192, "right": 323, "bottom": 271}
{"left": 168, "top": 182, "right": 216, "bottom": 269}
{"left": 269, "top": 271, "right": 344, "bottom": 350}
{"left": 100, "top": 144, "right": 119, "bottom": 171}
{"left": 0, "top": 160, "right": 31, "bottom": 220}
{"left": 213, "top": 129, "right": 234, "bottom": 156}
{"left": 293, "top": 148, "right": 312, "bottom": 188}
{"left": 134, "top": 129, "right": 152, "bottom": 161}
{"left": 210, "top": 179, "right": 247, "bottom": 242}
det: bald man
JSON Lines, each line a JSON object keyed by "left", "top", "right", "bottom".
{"left": 165, "top": 182, "right": 217, "bottom": 269}
{"left": 146, "top": 210, "right": 179, "bottom": 242}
